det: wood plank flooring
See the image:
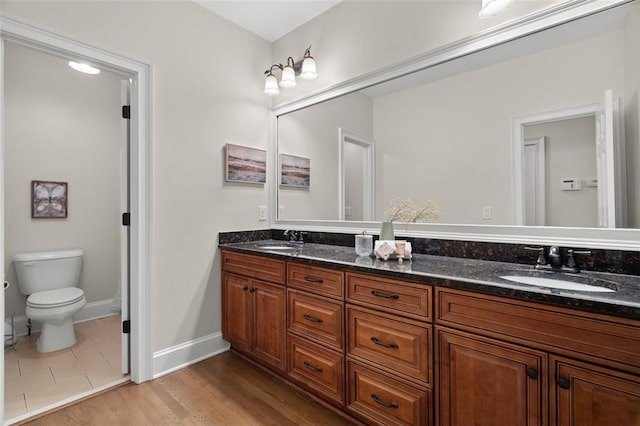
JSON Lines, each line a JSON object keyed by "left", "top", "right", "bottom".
{"left": 23, "top": 351, "right": 355, "bottom": 425}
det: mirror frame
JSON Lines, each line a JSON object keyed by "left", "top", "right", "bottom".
{"left": 270, "top": 0, "right": 640, "bottom": 251}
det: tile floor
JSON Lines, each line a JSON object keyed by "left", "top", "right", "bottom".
{"left": 4, "top": 315, "right": 125, "bottom": 419}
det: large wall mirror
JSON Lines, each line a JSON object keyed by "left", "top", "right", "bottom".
{"left": 274, "top": 0, "right": 640, "bottom": 247}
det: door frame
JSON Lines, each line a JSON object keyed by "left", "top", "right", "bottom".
{"left": 523, "top": 137, "right": 546, "bottom": 226}
{"left": 338, "top": 128, "right": 375, "bottom": 221}
{"left": 0, "top": 15, "right": 153, "bottom": 398}
{"left": 511, "top": 103, "right": 598, "bottom": 225}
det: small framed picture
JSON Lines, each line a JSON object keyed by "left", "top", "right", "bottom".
{"left": 280, "top": 154, "right": 311, "bottom": 188}
{"left": 32, "top": 180, "right": 68, "bottom": 218}
{"left": 225, "top": 143, "right": 267, "bottom": 184}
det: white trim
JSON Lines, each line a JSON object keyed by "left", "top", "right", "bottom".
{"left": 152, "top": 332, "right": 230, "bottom": 379}
{"left": 512, "top": 103, "right": 598, "bottom": 226}
{"left": 338, "top": 128, "right": 374, "bottom": 221}
{"left": 6, "top": 299, "right": 117, "bottom": 337}
{"left": 523, "top": 137, "right": 546, "bottom": 226}
{"left": 271, "top": 0, "right": 640, "bottom": 251}
{"left": 0, "top": 16, "right": 153, "bottom": 388}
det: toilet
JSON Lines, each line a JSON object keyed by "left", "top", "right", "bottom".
{"left": 13, "top": 249, "right": 86, "bottom": 353}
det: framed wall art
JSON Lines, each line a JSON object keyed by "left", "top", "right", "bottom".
{"left": 32, "top": 180, "right": 68, "bottom": 218}
{"left": 225, "top": 143, "right": 267, "bottom": 184}
{"left": 280, "top": 154, "right": 310, "bottom": 188}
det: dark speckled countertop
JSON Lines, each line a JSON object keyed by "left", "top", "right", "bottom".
{"left": 220, "top": 240, "right": 640, "bottom": 320}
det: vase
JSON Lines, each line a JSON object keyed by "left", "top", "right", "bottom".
{"left": 380, "top": 221, "right": 395, "bottom": 241}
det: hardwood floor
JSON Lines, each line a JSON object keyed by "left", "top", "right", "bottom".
{"left": 23, "top": 351, "right": 355, "bottom": 425}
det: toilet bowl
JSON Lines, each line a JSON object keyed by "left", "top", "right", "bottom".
{"left": 13, "top": 249, "right": 86, "bottom": 353}
{"left": 26, "top": 288, "right": 86, "bottom": 352}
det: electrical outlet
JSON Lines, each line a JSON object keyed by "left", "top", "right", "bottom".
{"left": 278, "top": 206, "right": 285, "bottom": 218}
{"left": 258, "top": 205, "right": 267, "bottom": 221}
{"left": 482, "top": 206, "right": 492, "bottom": 220}
{"left": 345, "top": 206, "right": 352, "bottom": 217}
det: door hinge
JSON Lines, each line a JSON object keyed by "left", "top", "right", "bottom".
{"left": 122, "top": 212, "right": 130, "bottom": 226}
{"left": 122, "top": 105, "right": 131, "bottom": 119}
{"left": 122, "top": 320, "right": 130, "bottom": 334}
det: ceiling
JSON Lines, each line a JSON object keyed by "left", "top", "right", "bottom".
{"left": 194, "top": 1, "right": 343, "bottom": 42}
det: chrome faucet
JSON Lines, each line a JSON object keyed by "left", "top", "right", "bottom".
{"left": 283, "top": 230, "right": 307, "bottom": 244}
{"left": 524, "top": 246, "right": 591, "bottom": 273}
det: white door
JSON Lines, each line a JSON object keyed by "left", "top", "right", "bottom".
{"left": 120, "top": 80, "right": 130, "bottom": 375}
{"left": 523, "top": 137, "right": 546, "bottom": 226}
{"left": 595, "top": 89, "right": 627, "bottom": 228}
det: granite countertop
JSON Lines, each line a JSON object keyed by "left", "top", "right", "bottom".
{"left": 219, "top": 240, "right": 640, "bottom": 320}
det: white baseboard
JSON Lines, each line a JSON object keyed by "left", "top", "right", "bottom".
{"left": 152, "top": 332, "right": 230, "bottom": 379}
{"left": 6, "top": 299, "right": 117, "bottom": 337}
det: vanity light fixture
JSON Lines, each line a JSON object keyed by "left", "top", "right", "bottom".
{"left": 478, "top": 0, "right": 513, "bottom": 18}
{"left": 68, "top": 61, "right": 100, "bottom": 75}
{"left": 263, "top": 46, "right": 317, "bottom": 96}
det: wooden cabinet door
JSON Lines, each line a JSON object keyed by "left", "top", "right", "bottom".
{"left": 437, "top": 327, "right": 547, "bottom": 426}
{"left": 551, "top": 355, "right": 640, "bottom": 426}
{"left": 253, "top": 280, "right": 287, "bottom": 372}
{"left": 222, "top": 273, "right": 253, "bottom": 354}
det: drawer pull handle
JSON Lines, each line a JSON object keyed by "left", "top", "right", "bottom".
{"left": 371, "top": 393, "right": 398, "bottom": 409}
{"left": 558, "top": 378, "right": 571, "bottom": 389}
{"left": 371, "top": 337, "right": 398, "bottom": 349}
{"left": 526, "top": 368, "right": 538, "bottom": 380}
{"left": 371, "top": 290, "right": 400, "bottom": 300}
{"left": 303, "top": 314, "right": 323, "bottom": 323}
{"left": 303, "top": 361, "right": 323, "bottom": 372}
{"left": 242, "top": 286, "right": 249, "bottom": 292}
{"left": 303, "top": 276, "right": 324, "bottom": 284}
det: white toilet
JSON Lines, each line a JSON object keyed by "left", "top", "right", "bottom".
{"left": 13, "top": 249, "right": 86, "bottom": 353}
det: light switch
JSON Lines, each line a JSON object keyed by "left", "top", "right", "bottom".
{"left": 561, "top": 178, "right": 582, "bottom": 191}
{"left": 258, "top": 205, "right": 267, "bottom": 221}
{"left": 482, "top": 206, "right": 492, "bottom": 220}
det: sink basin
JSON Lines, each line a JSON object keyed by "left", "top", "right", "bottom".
{"left": 499, "top": 274, "right": 616, "bottom": 293}
{"left": 257, "top": 244, "right": 297, "bottom": 250}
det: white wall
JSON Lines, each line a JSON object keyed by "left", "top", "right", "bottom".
{"left": 4, "top": 41, "right": 122, "bottom": 316}
{"left": 0, "top": 0, "right": 271, "bottom": 352}
{"left": 371, "top": 29, "right": 624, "bottom": 224}
{"left": 271, "top": 0, "right": 566, "bottom": 104}
{"left": 277, "top": 92, "right": 372, "bottom": 220}
{"left": 525, "top": 116, "right": 598, "bottom": 227}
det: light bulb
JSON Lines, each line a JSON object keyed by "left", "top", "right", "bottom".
{"left": 68, "top": 61, "right": 100, "bottom": 74}
{"left": 264, "top": 74, "right": 280, "bottom": 95}
{"left": 300, "top": 56, "right": 317, "bottom": 80}
{"left": 279, "top": 65, "right": 296, "bottom": 88}
{"left": 478, "top": 0, "right": 513, "bottom": 18}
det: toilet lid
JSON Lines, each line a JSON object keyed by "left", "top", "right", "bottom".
{"left": 27, "top": 288, "right": 85, "bottom": 308}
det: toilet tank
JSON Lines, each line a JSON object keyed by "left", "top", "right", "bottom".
{"left": 12, "top": 249, "right": 83, "bottom": 295}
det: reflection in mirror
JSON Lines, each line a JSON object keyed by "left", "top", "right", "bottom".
{"left": 340, "top": 128, "right": 374, "bottom": 221}
{"left": 276, "top": 2, "right": 640, "bottom": 229}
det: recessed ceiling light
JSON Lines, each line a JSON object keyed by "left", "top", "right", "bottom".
{"left": 68, "top": 61, "right": 100, "bottom": 75}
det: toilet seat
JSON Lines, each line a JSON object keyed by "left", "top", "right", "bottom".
{"left": 27, "top": 287, "right": 85, "bottom": 309}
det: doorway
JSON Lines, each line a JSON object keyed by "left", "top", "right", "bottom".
{"left": 339, "top": 128, "right": 374, "bottom": 221}
{"left": 0, "top": 15, "right": 152, "bottom": 423}
{"left": 2, "top": 40, "right": 129, "bottom": 421}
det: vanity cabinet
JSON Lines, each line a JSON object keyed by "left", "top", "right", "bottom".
{"left": 437, "top": 327, "right": 547, "bottom": 426}
{"left": 221, "top": 249, "right": 640, "bottom": 426}
{"left": 222, "top": 252, "right": 286, "bottom": 373}
{"left": 286, "top": 262, "right": 346, "bottom": 406}
{"left": 436, "top": 287, "right": 640, "bottom": 426}
{"left": 550, "top": 356, "right": 640, "bottom": 425}
{"left": 346, "top": 272, "right": 433, "bottom": 425}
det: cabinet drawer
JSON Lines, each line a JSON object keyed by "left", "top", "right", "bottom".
{"left": 347, "top": 272, "right": 431, "bottom": 320}
{"left": 221, "top": 251, "right": 285, "bottom": 285}
{"left": 288, "top": 263, "right": 344, "bottom": 299}
{"left": 436, "top": 288, "right": 640, "bottom": 374}
{"left": 348, "top": 306, "right": 431, "bottom": 385}
{"left": 288, "top": 335, "right": 345, "bottom": 406}
{"left": 288, "top": 289, "right": 344, "bottom": 351}
{"left": 347, "top": 360, "right": 431, "bottom": 426}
